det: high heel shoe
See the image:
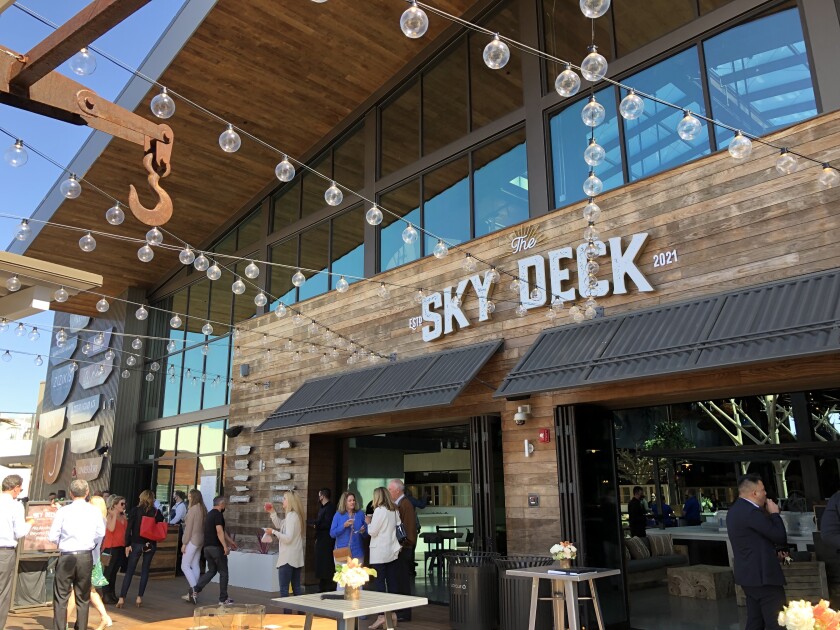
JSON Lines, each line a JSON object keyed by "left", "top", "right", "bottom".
{"left": 135, "top": 597, "right": 143, "bottom": 608}
{"left": 368, "top": 615, "right": 385, "bottom": 630}
{"left": 94, "top": 614, "right": 113, "bottom": 630}
{"left": 115, "top": 598, "right": 124, "bottom": 609}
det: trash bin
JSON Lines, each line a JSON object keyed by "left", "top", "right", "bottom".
{"left": 495, "top": 555, "right": 555, "bottom": 630}
{"left": 448, "top": 551, "right": 501, "bottom": 630}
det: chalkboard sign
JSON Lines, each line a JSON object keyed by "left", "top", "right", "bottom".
{"left": 22, "top": 502, "right": 59, "bottom": 553}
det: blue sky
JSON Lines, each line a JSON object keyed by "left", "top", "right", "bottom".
{"left": 0, "top": 0, "right": 186, "bottom": 412}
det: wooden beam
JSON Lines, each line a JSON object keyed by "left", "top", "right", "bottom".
{"left": 9, "top": 0, "right": 150, "bottom": 90}
{"left": 0, "top": 0, "right": 16, "bottom": 16}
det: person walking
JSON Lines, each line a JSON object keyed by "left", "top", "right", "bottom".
{"left": 48, "top": 480, "right": 106, "bottom": 630}
{"left": 266, "top": 491, "right": 304, "bottom": 611}
{"left": 366, "top": 487, "right": 403, "bottom": 630}
{"left": 727, "top": 473, "right": 788, "bottom": 630}
{"left": 101, "top": 495, "right": 127, "bottom": 604}
{"left": 191, "top": 496, "right": 237, "bottom": 605}
{"left": 314, "top": 488, "right": 337, "bottom": 592}
{"left": 118, "top": 490, "right": 164, "bottom": 608}
{"left": 330, "top": 491, "right": 366, "bottom": 564}
{"left": 66, "top": 496, "right": 112, "bottom": 630}
{"left": 180, "top": 490, "right": 206, "bottom": 602}
{"left": 0, "top": 474, "right": 34, "bottom": 629}
{"left": 388, "top": 479, "right": 417, "bottom": 623}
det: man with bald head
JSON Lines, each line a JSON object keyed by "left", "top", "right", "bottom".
{"left": 388, "top": 478, "right": 417, "bottom": 622}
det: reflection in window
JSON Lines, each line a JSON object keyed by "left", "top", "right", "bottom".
{"left": 704, "top": 7, "right": 816, "bottom": 148}
{"left": 380, "top": 178, "right": 421, "bottom": 271}
{"left": 331, "top": 205, "right": 365, "bottom": 289}
{"left": 272, "top": 180, "right": 300, "bottom": 232}
{"left": 162, "top": 354, "right": 181, "bottom": 417}
{"left": 200, "top": 420, "right": 226, "bottom": 454}
{"left": 178, "top": 425, "right": 199, "bottom": 455}
{"left": 380, "top": 79, "right": 420, "bottom": 178}
{"left": 423, "top": 40, "right": 468, "bottom": 155}
{"left": 333, "top": 126, "right": 365, "bottom": 193}
{"left": 613, "top": 0, "right": 694, "bottom": 56}
{"left": 237, "top": 209, "right": 262, "bottom": 251}
{"left": 187, "top": 280, "right": 210, "bottom": 326}
{"left": 550, "top": 89, "right": 622, "bottom": 209}
{"left": 623, "top": 49, "right": 710, "bottom": 181}
{"left": 203, "top": 337, "right": 230, "bottom": 408}
{"left": 159, "top": 428, "right": 176, "bottom": 458}
{"left": 424, "top": 157, "right": 469, "bottom": 254}
{"left": 299, "top": 221, "right": 330, "bottom": 300}
{"left": 301, "top": 155, "right": 329, "bottom": 218}
{"left": 174, "top": 458, "right": 197, "bottom": 495}
{"left": 474, "top": 129, "right": 529, "bottom": 236}
{"left": 180, "top": 345, "right": 204, "bottom": 414}
{"left": 139, "top": 432, "right": 157, "bottom": 462}
{"left": 213, "top": 232, "right": 237, "bottom": 255}
{"left": 269, "top": 238, "right": 298, "bottom": 308}
{"left": 232, "top": 256, "right": 259, "bottom": 322}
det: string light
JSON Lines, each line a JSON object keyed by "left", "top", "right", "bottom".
{"left": 137, "top": 244, "right": 154, "bottom": 262}
{"left": 6, "top": 275, "right": 21, "bottom": 292}
{"left": 179, "top": 246, "right": 196, "bottom": 265}
{"left": 581, "top": 95, "right": 605, "bottom": 127}
{"left": 254, "top": 292, "right": 268, "bottom": 306}
{"left": 95, "top": 298, "right": 109, "bottom": 313}
{"left": 402, "top": 224, "right": 418, "bottom": 244}
{"left": 231, "top": 278, "right": 246, "bottom": 294}
{"left": 775, "top": 149, "right": 798, "bottom": 175}
{"left": 335, "top": 277, "right": 350, "bottom": 293}
{"left": 207, "top": 263, "right": 222, "bottom": 280}
{"left": 4, "top": 139, "right": 27, "bottom": 167}
{"left": 150, "top": 87, "right": 176, "bottom": 119}
{"left": 619, "top": 90, "right": 644, "bottom": 120}
{"left": 728, "top": 131, "right": 753, "bottom": 160}
{"left": 677, "top": 111, "right": 702, "bottom": 141}
{"left": 219, "top": 124, "right": 241, "bottom": 153}
{"left": 555, "top": 64, "right": 581, "bottom": 97}
{"left": 135, "top": 305, "right": 149, "bottom": 320}
{"left": 244, "top": 261, "right": 260, "bottom": 279}
{"left": 483, "top": 34, "right": 510, "bottom": 70}
{"left": 583, "top": 138, "right": 606, "bottom": 167}
{"left": 818, "top": 164, "right": 840, "bottom": 188}
{"left": 15, "top": 323, "right": 25, "bottom": 337}
{"left": 365, "top": 205, "right": 383, "bottom": 225}
{"left": 432, "top": 239, "right": 449, "bottom": 258}
{"left": 105, "top": 203, "right": 125, "bottom": 225}
{"left": 170, "top": 314, "right": 182, "bottom": 329}
{"left": 78, "top": 232, "right": 96, "bottom": 252}
{"left": 583, "top": 171, "right": 603, "bottom": 196}
{"left": 34, "top": 354, "right": 43, "bottom": 366}
{"left": 201, "top": 322, "right": 214, "bottom": 336}
{"left": 54, "top": 286, "right": 69, "bottom": 302}
{"left": 275, "top": 155, "right": 295, "bottom": 182}
{"left": 580, "top": 45, "right": 608, "bottom": 82}
{"left": 145, "top": 227, "right": 164, "bottom": 246}
{"left": 400, "top": 1, "right": 429, "bottom": 38}
{"left": 15, "top": 219, "right": 30, "bottom": 241}
{"left": 28, "top": 327, "right": 40, "bottom": 342}
{"left": 60, "top": 174, "right": 81, "bottom": 199}
{"left": 580, "top": 0, "right": 611, "bottom": 19}
{"left": 69, "top": 48, "right": 95, "bottom": 76}
{"left": 275, "top": 303, "right": 287, "bottom": 318}
{"left": 193, "top": 254, "right": 209, "bottom": 271}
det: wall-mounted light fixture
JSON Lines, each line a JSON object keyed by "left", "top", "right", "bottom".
{"left": 514, "top": 404, "right": 532, "bottom": 425}
{"left": 524, "top": 439, "right": 534, "bottom": 457}
{"left": 225, "top": 425, "right": 244, "bottom": 438}
{"left": 96, "top": 444, "right": 111, "bottom": 457}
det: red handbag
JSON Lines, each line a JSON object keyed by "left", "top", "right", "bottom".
{"left": 140, "top": 514, "right": 168, "bottom": 542}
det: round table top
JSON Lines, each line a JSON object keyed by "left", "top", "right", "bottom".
{"left": 128, "top": 612, "right": 334, "bottom": 629}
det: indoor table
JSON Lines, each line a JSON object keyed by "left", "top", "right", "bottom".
{"left": 420, "top": 530, "right": 462, "bottom": 578}
{"left": 272, "top": 591, "right": 428, "bottom": 630}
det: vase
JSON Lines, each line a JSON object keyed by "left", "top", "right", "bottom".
{"left": 344, "top": 586, "right": 361, "bottom": 601}
{"left": 557, "top": 558, "right": 573, "bottom": 569}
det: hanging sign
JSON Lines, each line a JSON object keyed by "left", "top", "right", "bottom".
{"left": 23, "top": 502, "right": 59, "bottom": 552}
{"left": 68, "top": 394, "right": 102, "bottom": 425}
{"left": 49, "top": 334, "right": 78, "bottom": 366}
{"left": 38, "top": 407, "right": 66, "bottom": 438}
{"left": 74, "top": 456, "right": 104, "bottom": 481}
{"left": 79, "top": 355, "right": 114, "bottom": 389}
{"left": 84, "top": 327, "right": 113, "bottom": 358}
{"left": 68, "top": 315, "right": 90, "bottom": 333}
{"left": 70, "top": 425, "right": 100, "bottom": 454}
{"left": 42, "top": 438, "right": 66, "bottom": 485}
{"left": 50, "top": 363, "right": 76, "bottom": 406}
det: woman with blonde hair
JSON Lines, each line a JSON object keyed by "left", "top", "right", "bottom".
{"left": 366, "top": 487, "right": 403, "bottom": 630}
{"left": 101, "top": 495, "right": 127, "bottom": 604}
{"left": 180, "top": 489, "right": 206, "bottom": 601}
{"left": 265, "top": 491, "right": 304, "bottom": 611}
{"left": 67, "top": 496, "right": 112, "bottom": 629}
{"left": 118, "top": 490, "right": 164, "bottom": 608}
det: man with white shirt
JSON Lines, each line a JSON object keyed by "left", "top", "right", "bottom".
{"left": 1, "top": 475, "right": 34, "bottom": 629}
{"left": 49, "top": 479, "right": 106, "bottom": 630}
{"left": 170, "top": 491, "right": 187, "bottom": 525}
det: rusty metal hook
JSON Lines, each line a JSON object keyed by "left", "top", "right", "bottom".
{"left": 128, "top": 153, "right": 173, "bottom": 226}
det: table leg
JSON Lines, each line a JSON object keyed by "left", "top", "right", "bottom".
{"left": 589, "top": 579, "right": 606, "bottom": 630}
{"left": 565, "top": 581, "right": 580, "bottom": 630}
{"left": 385, "top": 610, "right": 397, "bottom": 629}
{"left": 336, "top": 619, "right": 357, "bottom": 630}
{"left": 551, "top": 582, "right": 566, "bottom": 630}
{"left": 304, "top": 613, "right": 314, "bottom": 630}
{"left": 528, "top": 577, "right": 539, "bottom": 629}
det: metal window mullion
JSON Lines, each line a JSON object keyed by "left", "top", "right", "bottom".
{"left": 697, "top": 41, "right": 719, "bottom": 153}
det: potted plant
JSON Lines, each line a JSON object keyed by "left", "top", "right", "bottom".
{"left": 550, "top": 541, "right": 577, "bottom": 569}
{"left": 333, "top": 558, "right": 377, "bottom": 600}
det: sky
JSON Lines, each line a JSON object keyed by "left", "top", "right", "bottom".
{"left": 0, "top": 0, "right": 187, "bottom": 412}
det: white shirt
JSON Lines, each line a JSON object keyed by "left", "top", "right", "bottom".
{"left": 48, "top": 498, "right": 105, "bottom": 553}
{"left": 0, "top": 493, "right": 31, "bottom": 548}
{"left": 170, "top": 500, "right": 187, "bottom": 525}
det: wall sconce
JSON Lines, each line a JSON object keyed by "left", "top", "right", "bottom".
{"left": 514, "top": 404, "right": 532, "bottom": 425}
{"left": 524, "top": 439, "right": 534, "bottom": 457}
{"left": 96, "top": 444, "right": 111, "bottom": 457}
{"left": 225, "top": 425, "right": 244, "bottom": 438}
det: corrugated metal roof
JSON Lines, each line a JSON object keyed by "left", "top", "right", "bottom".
{"left": 495, "top": 270, "right": 840, "bottom": 399}
{"left": 257, "top": 339, "right": 503, "bottom": 432}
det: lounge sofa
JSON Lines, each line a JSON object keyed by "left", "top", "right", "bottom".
{"left": 624, "top": 534, "right": 688, "bottom": 589}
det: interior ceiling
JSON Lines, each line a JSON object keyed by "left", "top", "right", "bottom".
{"left": 23, "top": 0, "right": 474, "bottom": 317}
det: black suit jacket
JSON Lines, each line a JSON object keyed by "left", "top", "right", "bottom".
{"left": 820, "top": 491, "right": 840, "bottom": 552}
{"left": 727, "top": 497, "right": 787, "bottom": 587}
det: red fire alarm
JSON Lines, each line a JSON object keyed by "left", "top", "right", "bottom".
{"left": 538, "top": 428, "right": 551, "bottom": 443}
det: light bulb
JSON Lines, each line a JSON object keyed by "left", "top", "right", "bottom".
{"left": 137, "top": 244, "right": 155, "bottom": 263}
{"left": 105, "top": 349, "right": 115, "bottom": 361}
{"left": 61, "top": 175, "right": 81, "bottom": 199}
{"left": 179, "top": 247, "right": 196, "bottom": 265}
{"left": 219, "top": 124, "right": 241, "bottom": 152}
{"left": 515, "top": 304, "right": 528, "bottom": 317}
{"left": 28, "top": 327, "right": 40, "bottom": 342}
{"left": 677, "top": 111, "right": 702, "bottom": 141}
{"left": 166, "top": 340, "right": 177, "bottom": 353}
{"left": 193, "top": 254, "right": 209, "bottom": 271}
{"left": 151, "top": 361, "right": 160, "bottom": 372}
{"left": 619, "top": 90, "right": 645, "bottom": 120}
{"left": 254, "top": 292, "right": 268, "bottom": 306}
{"left": 201, "top": 344, "right": 209, "bottom": 356}
{"left": 15, "top": 323, "right": 25, "bottom": 337}
{"left": 581, "top": 97, "right": 606, "bottom": 127}
{"left": 324, "top": 182, "right": 343, "bottom": 206}
{"left": 275, "top": 156, "right": 295, "bottom": 182}
{"left": 55, "top": 328, "right": 66, "bottom": 342}
{"left": 170, "top": 314, "right": 182, "bottom": 329}
{"left": 583, "top": 172, "right": 603, "bottom": 197}
{"left": 150, "top": 87, "right": 176, "bottom": 119}
{"left": 583, "top": 139, "right": 606, "bottom": 167}
{"left": 54, "top": 286, "right": 69, "bottom": 302}
{"left": 580, "top": 0, "right": 611, "bottom": 18}
{"left": 145, "top": 227, "right": 163, "bottom": 246}
{"left": 244, "top": 261, "right": 260, "bottom": 279}
{"left": 34, "top": 355, "right": 43, "bottom": 367}
{"left": 400, "top": 2, "right": 429, "bottom": 38}
{"left": 145, "top": 373, "right": 155, "bottom": 382}
{"left": 583, "top": 224, "right": 600, "bottom": 241}
{"left": 134, "top": 305, "right": 149, "bottom": 321}
{"left": 292, "top": 270, "right": 306, "bottom": 287}
{"left": 275, "top": 303, "right": 287, "bottom": 318}
{"left": 486, "top": 267, "right": 500, "bottom": 283}
{"left": 775, "top": 149, "right": 798, "bottom": 175}
{"left": 581, "top": 46, "right": 608, "bottom": 82}
{"left": 587, "top": 260, "right": 600, "bottom": 275}
{"left": 485, "top": 300, "right": 496, "bottom": 314}
{"left": 201, "top": 322, "right": 214, "bottom": 336}
{"left": 463, "top": 254, "right": 478, "bottom": 272}
{"left": 231, "top": 278, "right": 246, "bottom": 294}
{"left": 335, "top": 277, "right": 349, "bottom": 293}
{"left": 15, "top": 219, "right": 31, "bottom": 241}
{"left": 509, "top": 278, "right": 520, "bottom": 292}
{"left": 6, "top": 276, "right": 20, "bottom": 292}
{"left": 414, "top": 289, "right": 425, "bottom": 304}
{"left": 5, "top": 140, "right": 27, "bottom": 167}
{"left": 483, "top": 35, "right": 510, "bottom": 70}
{"left": 378, "top": 283, "right": 391, "bottom": 300}
{"left": 122, "top": 369, "right": 131, "bottom": 379}
{"left": 433, "top": 240, "right": 449, "bottom": 258}
{"left": 292, "top": 313, "right": 304, "bottom": 325}
{"left": 402, "top": 224, "right": 418, "bottom": 244}
{"left": 206, "top": 264, "right": 221, "bottom": 280}
{"left": 79, "top": 232, "right": 96, "bottom": 252}
{"left": 94, "top": 331, "right": 104, "bottom": 345}
{"left": 131, "top": 338, "right": 142, "bottom": 350}
{"left": 366, "top": 205, "right": 383, "bottom": 225}
{"left": 583, "top": 199, "right": 601, "bottom": 222}
{"left": 555, "top": 65, "right": 581, "bottom": 97}
{"left": 728, "top": 132, "right": 752, "bottom": 160}
{"left": 105, "top": 203, "right": 124, "bottom": 225}
{"left": 1, "top": 351, "right": 11, "bottom": 363}
{"left": 819, "top": 164, "right": 840, "bottom": 188}
{"left": 308, "top": 322, "right": 318, "bottom": 335}
{"left": 69, "top": 48, "right": 96, "bottom": 76}
{"left": 96, "top": 298, "right": 110, "bottom": 313}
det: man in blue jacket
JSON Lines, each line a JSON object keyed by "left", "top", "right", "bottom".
{"left": 727, "top": 474, "right": 787, "bottom": 630}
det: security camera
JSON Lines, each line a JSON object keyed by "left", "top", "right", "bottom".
{"left": 513, "top": 405, "right": 531, "bottom": 425}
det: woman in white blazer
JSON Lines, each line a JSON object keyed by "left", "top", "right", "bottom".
{"left": 366, "top": 487, "right": 403, "bottom": 630}
{"left": 265, "top": 491, "right": 305, "bottom": 608}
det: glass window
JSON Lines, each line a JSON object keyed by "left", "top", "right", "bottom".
{"left": 198, "top": 454, "right": 223, "bottom": 510}
{"left": 232, "top": 256, "right": 259, "bottom": 322}
{"left": 203, "top": 338, "right": 230, "bottom": 408}
{"left": 139, "top": 432, "right": 157, "bottom": 462}
{"left": 180, "top": 346, "right": 204, "bottom": 414}
{"left": 470, "top": 3, "right": 522, "bottom": 130}
{"left": 474, "top": 129, "right": 529, "bottom": 236}
{"left": 174, "top": 458, "right": 197, "bottom": 494}
{"left": 423, "top": 157, "right": 469, "bottom": 254}
{"left": 703, "top": 7, "right": 816, "bottom": 148}
{"left": 162, "top": 354, "right": 181, "bottom": 417}
{"left": 299, "top": 221, "right": 330, "bottom": 300}
{"left": 423, "top": 40, "right": 469, "bottom": 155}
{"left": 187, "top": 280, "right": 210, "bottom": 324}
{"left": 380, "top": 78, "right": 420, "bottom": 178}
{"left": 333, "top": 126, "right": 365, "bottom": 193}
{"left": 550, "top": 88, "right": 622, "bottom": 209}
{"left": 178, "top": 425, "right": 199, "bottom": 456}
{"left": 331, "top": 205, "right": 365, "bottom": 289}
{"left": 213, "top": 232, "right": 237, "bottom": 256}
{"left": 208, "top": 275, "right": 232, "bottom": 334}
{"left": 379, "top": 178, "right": 421, "bottom": 271}
{"left": 199, "top": 420, "right": 226, "bottom": 454}
{"left": 237, "top": 209, "right": 263, "bottom": 251}
{"left": 169, "top": 289, "right": 188, "bottom": 344}
{"left": 269, "top": 238, "right": 298, "bottom": 308}
{"left": 155, "top": 464, "right": 172, "bottom": 511}
{"left": 613, "top": 1, "right": 695, "bottom": 56}
{"left": 159, "top": 428, "right": 177, "bottom": 459}
{"left": 302, "top": 155, "right": 330, "bottom": 218}
{"left": 272, "top": 180, "right": 300, "bottom": 232}
{"left": 623, "top": 48, "right": 710, "bottom": 181}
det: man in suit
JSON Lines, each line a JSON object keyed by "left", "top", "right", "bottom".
{"left": 628, "top": 486, "right": 647, "bottom": 537}
{"left": 727, "top": 473, "right": 787, "bottom": 630}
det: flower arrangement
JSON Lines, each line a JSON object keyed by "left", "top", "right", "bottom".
{"left": 550, "top": 541, "right": 577, "bottom": 561}
{"left": 779, "top": 599, "right": 840, "bottom": 630}
{"left": 333, "top": 558, "right": 377, "bottom": 589}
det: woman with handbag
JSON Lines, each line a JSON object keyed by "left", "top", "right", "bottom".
{"left": 101, "top": 495, "right": 127, "bottom": 604}
{"left": 366, "top": 487, "right": 403, "bottom": 630}
{"left": 265, "top": 491, "right": 305, "bottom": 612}
{"left": 329, "top": 491, "right": 366, "bottom": 564}
{"left": 67, "top": 496, "right": 113, "bottom": 630}
{"left": 179, "top": 489, "right": 206, "bottom": 602}
{"left": 117, "top": 490, "right": 165, "bottom": 608}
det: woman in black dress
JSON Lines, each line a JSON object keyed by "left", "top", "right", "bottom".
{"left": 313, "top": 488, "right": 337, "bottom": 591}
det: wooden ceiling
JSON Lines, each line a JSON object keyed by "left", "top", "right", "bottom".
{"left": 24, "top": 0, "right": 475, "bottom": 316}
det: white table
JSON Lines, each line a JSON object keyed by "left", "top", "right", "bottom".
{"left": 647, "top": 525, "right": 813, "bottom": 551}
{"left": 271, "top": 591, "right": 428, "bottom": 630}
{"left": 505, "top": 566, "right": 621, "bottom": 630}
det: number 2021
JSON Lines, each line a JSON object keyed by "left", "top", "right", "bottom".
{"left": 653, "top": 250, "right": 678, "bottom": 267}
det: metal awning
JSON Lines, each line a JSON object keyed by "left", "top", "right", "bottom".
{"left": 495, "top": 270, "right": 840, "bottom": 399}
{"left": 257, "top": 339, "right": 503, "bottom": 432}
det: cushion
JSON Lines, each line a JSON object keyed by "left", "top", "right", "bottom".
{"left": 648, "top": 534, "right": 674, "bottom": 557}
{"left": 624, "top": 544, "right": 631, "bottom": 563}
{"left": 624, "top": 536, "right": 651, "bottom": 560}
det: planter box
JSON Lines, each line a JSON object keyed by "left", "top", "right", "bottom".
{"left": 212, "top": 550, "right": 279, "bottom": 592}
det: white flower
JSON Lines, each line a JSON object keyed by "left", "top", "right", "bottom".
{"left": 550, "top": 544, "right": 562, "bottom": 555}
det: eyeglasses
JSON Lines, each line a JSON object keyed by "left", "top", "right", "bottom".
{"left": 119, "top": 501, "right": 126, "bottom": 505}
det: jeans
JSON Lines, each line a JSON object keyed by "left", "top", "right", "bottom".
{"left": 119, "top": 543, "right": 156, "bottom": 598}
{"left": 395, "top": 546, "right": 415, "bottom": 620}
{"left": 372, "top": 559, "right": 400, "bottom": 594}
{"left": 181, "top": 542, "right": 202, "bottom": 588}
{"left": 278, "top": 564, "right": 303, "bottom": 613}
{"left": 195, "top": 546, "right": 228, "bottom": 602}
{"left": 102, "top": 546, "right": 125, "bottom": 599}
{"left": 53, "top": 551, "right": 93, "bottom": 630}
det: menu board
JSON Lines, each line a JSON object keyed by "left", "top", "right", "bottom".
{"left": 22, "top": 502, "right": 59, "bottom": 553}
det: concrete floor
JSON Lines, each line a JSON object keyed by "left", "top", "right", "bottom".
{"left": 630, "top": 585, "right": 746, "bottom": 630}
